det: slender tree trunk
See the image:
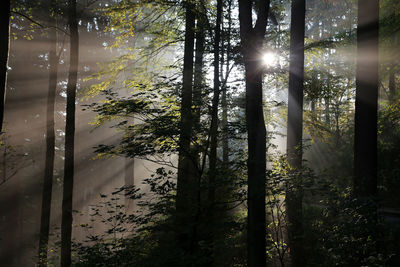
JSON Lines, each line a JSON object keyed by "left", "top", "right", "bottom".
{"left": 0, "top": 0, "right": 10, "bottom": 133}
{"left": 221, "top": 0, "right": 233, "bottom": 166}
{"left": 208, "top": 0, "right": 222, "bottom": 220}
{"left": 388, "top": 22, "right": 397, "bottom": 103}
{"left": 324, "top": 95, "right": 330, "bottom": 126}
{"left": 193, "top": 11, "right": 205, "bottom": 159}
{"left": 175, "top": 0, "right": 196, "bottom": 254}
{"left": 61, "top": 1, "right": 79, "bottom": 266}
{"left": 2, "top": 137, "right": 5, "bottom": 182}
{"left": 192, "top": 9, "right": 206, "bottom": 184}
{"left": 389, "top": 65, "right": 396, "bottom": 103}
{"left": 205, "top": 0, "right": 223, "bottom": 260}
{"left": 238, "top": 1, "right": 270, "bottom": 266}
{"left": 286, "top": 0, "right": 306, "bottom": 266}
{"left": 124, "top": 157, "right": 134, "bottom": 211}
{"left": 353, "top": 0, "right": 379, "bottom": 197}
{"left": 311, "top": 100, "right": 315, "bottom": 113}
{"left": 38, "top": 6, "right": 58, "bottom": 266}
{"left": 221, "top": 87, "right": 228, "bottom": 163}
{"left": 191, "top": 11, "right": 205, "bottom": 258}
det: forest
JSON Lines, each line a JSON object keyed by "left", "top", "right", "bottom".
{"left": 0, "top": 0, "right": 399, "bottom": 266}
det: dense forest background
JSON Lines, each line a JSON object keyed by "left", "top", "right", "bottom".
{"left": 0, "top": 0, "right": 399, "bottom": 266}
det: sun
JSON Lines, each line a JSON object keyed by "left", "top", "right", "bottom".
{"left": 262, "top": 52, "right": 277, "bottom": 67}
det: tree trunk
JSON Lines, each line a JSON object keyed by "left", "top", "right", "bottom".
{"left": 175, "top": 0, "right": 196, "bottom": 254}
{"left": 61, "top": 0, "right": 79, "bottom": 266}
{"left": 0, "top": 0, "right": 10, "bottom": 133}
{"left": 124, "top": 157, "right": 134, "bottom": 212}
{"left": 324, "top": 96, "right": 330, "bottom": 126}
{"left": 353, "top": 0, "right": 379, "bottom": 198}
{"left": 205, "top": 0, "right": 223, "bottom": 259}
{"left": 221, "top": 86, "right": 228, "bottom": 164}
{"left": 286, "top": 0, "right": 306, "bottom": 266}
{"left": 38, "top": 5, "right": 58, "bottom": 265}
{"left": 221, "top": 0, "right": 233, "bottom": 166}
{"left": 389, "top": 65, "right": 396, "bottom": 103}
{"left": 192, "top": 8, "right": 205, "bottom": 185}
{"left": 193, "top": 13, "right": 205, "bottom": 140}
{"left": 208, "top": 0, "right": 222, "bottom": 222}
{"left": 238, "top": 1, "right": 270, "bottom": 266}
{"left": 311, "top": 99, "right": 315, "bottom": 113}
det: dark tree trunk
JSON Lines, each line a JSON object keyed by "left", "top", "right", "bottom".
{"left": 353, "top": 0, "right": 379, "bottom": 198}
{"left": 61, "top": 1, "right": 79, "bottom": 266}
{"left": 0, "top": 0, "right": 10, "bottom": 133}
{"left": 193, "top": 13, "right": 205, "bottom": 139}
{"left": 238, "top": 1, "right": 270, "bottom": 266}
{"left": 175, "top": 0, "right": 196, "bottom": 253}
{"left": 221, "top": 86, "right": 228, "bottom": 164}
{"left": 208, "top": 0, "right": 222, "bottom": 220}
{"left": 192, "top": 8, "right": 205, "bottom": 189}
{"left": 206, "top": 0, "right": 222, "bottom": 259}
{"left": 38, "top": 5, "right": 58, "bottom": 266}
{"left": 286, "top": 0, "right": 306, "bottom": 266}
{"left": 287, "top": 0, "right": 305, "bottom": 170}
{"left": 191, "top": 11, "right": 205, "bottom": 259}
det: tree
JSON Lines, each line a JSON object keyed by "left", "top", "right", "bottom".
{"left": 38, "top": 1, "right": 59, "bottom": 265}
{"left": 353, "top": 0, "right": 379, "bottom": 197}
{"left": 207, "top": 0, "right": 222, "bottom": 246}
{"left": 221, "top": 0, "right": 233, "bottom": 166}
{"left": 286, "top": 0, "right": 306, "bottom": 266}
{"left": 175, "top": 0, "right": 197, "bottom": 254}
{"left": 193, "top": 8, "right": 205, "bottom": 154}
{"left": 61, "top": 0, "right": 79, "bottom": 266}
{"left": 124, "top": 157, "right": 134, "bottom": 211}
{"left": 389, "top": 64, "right": 396, "bottom": 102}
{"left": 388, "top": 30, "right": 397, "bottom": 102}
{"left": 238, "top": 0, "right": 270, "bottom": 266}
{"left": 0, "top": 0, "right": 10, "bottom": 133}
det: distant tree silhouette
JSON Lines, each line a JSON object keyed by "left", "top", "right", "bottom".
{"left": 38, "top": 1, "right": 59, "bottom": 265}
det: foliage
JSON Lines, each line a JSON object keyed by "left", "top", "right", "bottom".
{"left": 378, "top": 100, "right": 400, "bottom": 207}
{"left": 303, "top": 185, "right": 392, "bottom": 266}
{"left": 72, "top": 164, "right": 249, "bottom": 266}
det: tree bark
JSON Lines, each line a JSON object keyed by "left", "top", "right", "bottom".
{"left": 353, "top": 0, "right": 379, "bottom": 198}
{"left": 192, "top": 8, "right": 205, "bottom": 188}
{"left": 238, "top": 1, "right": 270, "bottom": 266}
{"left": 287, "top": 0, "right": 305, "bottom": 170}
{"left": 175, "top": 0, "right": 196, "bottom": 254}
{"left": 0, "top": 0, "right": 10, "bottom": 133}
{"left": 38, "top": 4, "right": 58, "bottom": 265}
{"left": 208, "top": 0, "right": 222, "bottom": 220}
{"left": 204, "top": 0, "right": 223, "bottom": 259}
{"left": 61, "top": 0, "right": 79, "bottom": 266}
{"left": 286, "top": 0, "right": 306, "bottom": 266}
{"left": 191, "top": 9, "right": 205, "bottom": 258}
{"left": 193, "top": 13, "right": 205, "bottom": 140}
